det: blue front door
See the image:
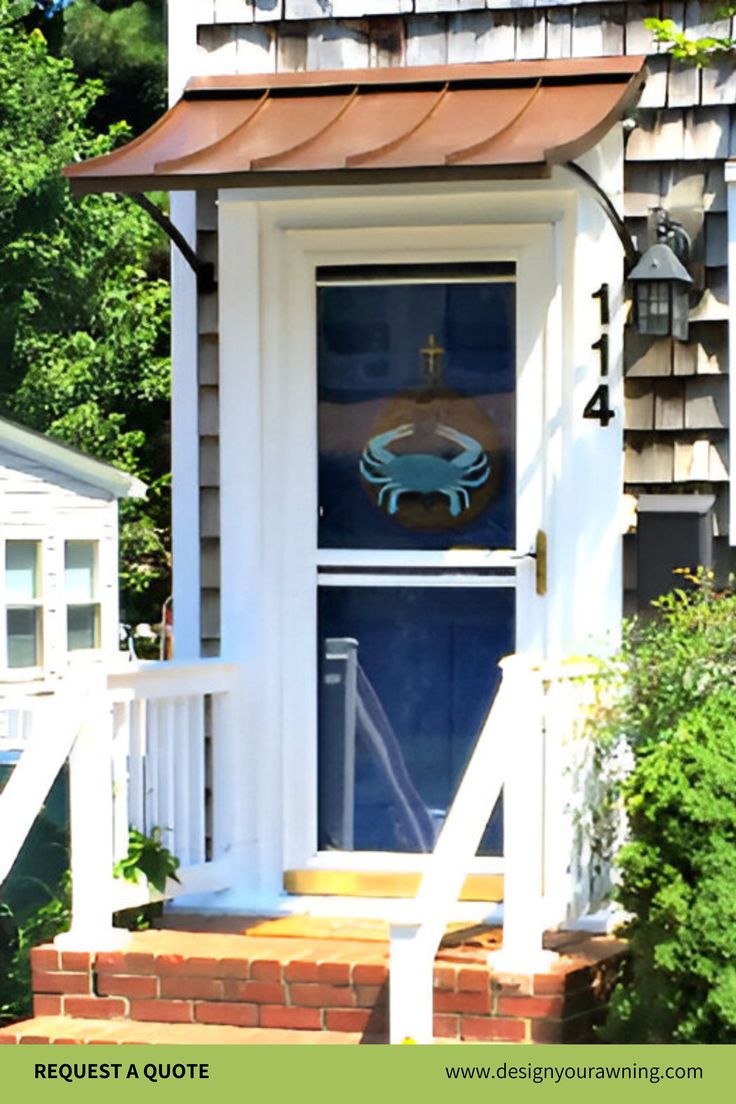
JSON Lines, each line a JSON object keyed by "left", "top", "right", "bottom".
{"left": 316, "top": 265, "right": 517, "bottom": 856}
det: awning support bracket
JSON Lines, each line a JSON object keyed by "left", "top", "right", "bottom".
{"left": 130, "top": 193, "right": 217, "bottom": 295}
{"left": 564, "top": 161, "right": 639, "bottom": 271}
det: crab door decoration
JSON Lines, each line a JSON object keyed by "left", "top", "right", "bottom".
{"left": 357, "top": 331, "right": 502, "bottom": 531}
{"left": 361, "top": 423, "right": 490, "bottom": 518}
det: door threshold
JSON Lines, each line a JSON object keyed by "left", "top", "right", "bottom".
{"left": 284, "top": 868, "right": 503, "bottom": 902}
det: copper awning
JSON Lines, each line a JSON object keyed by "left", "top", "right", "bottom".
{"left": 64, "top": 57, "right": 646, "bottom": 195}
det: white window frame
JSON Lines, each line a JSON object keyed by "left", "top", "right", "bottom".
{"left": 0, "top": 535, "right": 45, "bottom": 679}
{"left": 64, "top": 539, "right": 102, "bottom": 655}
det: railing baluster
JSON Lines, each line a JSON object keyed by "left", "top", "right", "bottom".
{"left": 173, "top": 696, "right": 190, "bottom": 865}
{"left": 188, "top": 694, "right": 206, "bottom": 865}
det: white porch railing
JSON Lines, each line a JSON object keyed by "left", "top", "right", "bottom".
{"left": 388, "top": 655, "right": 600, "bottom": 1044}
{"left": 0, "top": 660, "right": 238, "bottom": 950}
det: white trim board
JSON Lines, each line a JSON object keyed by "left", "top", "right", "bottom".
{"left": 0, "top": 418, "right": 145, "bottom": 501}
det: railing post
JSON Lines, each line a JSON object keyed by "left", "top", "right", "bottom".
{"left": 388, "top": 922, "right": 437, "bottom": 1045}
{"left": 488, "top": 657, "right": 555, "bottom": 973}
{"left": 56, "top": 692, "right": 127, "bottom": 951}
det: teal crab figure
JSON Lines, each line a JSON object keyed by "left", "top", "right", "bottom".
{"left": 359, "top": 423, "right": 491, "bottom": 518}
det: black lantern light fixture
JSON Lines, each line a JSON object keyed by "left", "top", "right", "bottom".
{"left": 628, "top": 210, "right": 694, "bottom": 341}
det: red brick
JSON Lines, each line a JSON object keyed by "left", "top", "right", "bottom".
{"left": 34, "top": 995, "right": 62, "bottom": 1016}
{"left": 325, "top": 1009, "right": 371, "bottom": 1033}
{"left": 97, "top": 974, "right": 158, "bottom": 999}
{"left": 95, "top": 952, "right": 126, "bottom": 972}
{"left": 31, "top": 947, "right": 59, "bottom": 972}
{"left": 461, "top": 1017, "right": 527, "bottom": 1042}
{"left": 433, "top": 1014, "right": 459, "bottom": 1039}
{"left": 290, "top": 983, "right": 354, "bottom": 1008}
{"left": 154, "top": 955, "right": 187, "bottom": 975}
{"left": 352, "top": 963, "right": 387, "bottom": 986}
{"left": 260, "top": 1005, "right": 322, "bottom": 1030}
{"left": 32, "top": 971, "right": 90, "bottom": 995}
{"left": 130, "top": 999, "right": 193, "bottom": 1023}
{"left": 60, "top": 952, "right": 92, "bottom": 971}
{"left": 531, "top": 1020, "right": 563, "bottom": 1043}
{"left": 354, "top": 986, "right": 384, "bottom": 1008}
{"left": 284, "top": 959, "right": 319, "bottom": 982}
{"left": 216, "top": 958, "right": 251, "bottom": 979}
{"left": 433, "top": 965, "right": 457, "bottom": 991}
{"left": 195, "top": 1002, "right": 258, "bottom": 1027}
{"left": 222, "top": 980, "right": 285, "bottom": 1004}
{"left": 317, "top": 961, "right": 351, "bottom": 985}
{"left": 20, "top": 1036, "right": 50, "bottom": 1044}
{"left": 122, "top": 953, "right": 157, "bottom": 974}
{"left": 159, "top": 976, "right": 223, "bottom": 1000}
{"left": 490, "top": 972, "right": 533, "bottom": 996}
{"left": 158, "top": 956, "right": 227, "bottom": 978}
{"left": 497, "top": 994, "right": 564, "bottom": 1019}
{"left": 457, "top": 968, "right": 489, "bottom": 993}
{"left": 250, "top": 960, "right": 282, "bottom": 982}
{"left": 0, "top": 1037, "right": 18, "bottom": 1044}
{"left": 435, "top": 990, "right": 491, "bottom": 1015}
{"left": 64, "top": 996, "right": 127, "bottom": 1019}
{"left": 533, "top": 972, "right": 566, "bottom": 996}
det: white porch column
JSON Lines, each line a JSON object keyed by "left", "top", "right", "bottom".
{"left": 55, "top": 692, "right": 127, "bottom": 951}
{"left": 726, "top": 161, "right": 736, "bottom": 544}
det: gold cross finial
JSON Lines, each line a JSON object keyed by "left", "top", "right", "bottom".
{"left": 420, "top": 333, "right": 445, "bottom": 386}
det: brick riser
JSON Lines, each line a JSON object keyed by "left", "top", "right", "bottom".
{"left": 0, "top": 932, "right": 627, "bottom": 1045}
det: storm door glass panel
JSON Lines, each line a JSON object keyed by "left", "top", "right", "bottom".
{"left": 317, "top": 265, "right": 516, "bottom": 551}
{"left": 318, "top": 586, "right": 513, "bottom": 855}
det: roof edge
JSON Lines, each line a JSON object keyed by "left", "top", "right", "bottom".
{"left": 0, "top": 417, "right": 147, "bottom": 500}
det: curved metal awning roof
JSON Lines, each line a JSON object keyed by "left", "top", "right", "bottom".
{"left": 64, "top": 57, "right": 646, "bottom": 195}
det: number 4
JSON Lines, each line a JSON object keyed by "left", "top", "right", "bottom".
{"left": 583, "top": 384, "right": 615, "bottom": 427}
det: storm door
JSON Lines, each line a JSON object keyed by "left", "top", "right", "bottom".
{"left": 316, "top": 264, "right": 518, "bottom": 859}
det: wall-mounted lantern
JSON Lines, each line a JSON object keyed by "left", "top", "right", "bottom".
{"left": 628, "top": 213, "right": 694, "bottom": 341}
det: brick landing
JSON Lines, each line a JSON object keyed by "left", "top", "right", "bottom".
{"left": 0, "top": 928, "right": 626, "bottom": 1045}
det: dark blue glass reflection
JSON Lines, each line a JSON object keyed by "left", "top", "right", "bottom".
{"left": 318, "top": 586, "right": 513, "bottom": 854}
{"left": 318, "top": 279, "right": 516, "bottom": 550}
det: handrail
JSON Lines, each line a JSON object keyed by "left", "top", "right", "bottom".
{"left": 388, "top": 656, "right": 549, "bottom": 1043}
{"left": 107, "top": 658, "right": 238, "bottom": 700}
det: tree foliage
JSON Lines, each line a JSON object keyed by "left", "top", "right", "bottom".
{"left": 62, "top": 1, "right": 166, "bottom": 135}
{"left": 645, "top": 8, "right": 735, "bottom": 66}
{"left": 0, "top": 0, "right": 170, "bottom": 625}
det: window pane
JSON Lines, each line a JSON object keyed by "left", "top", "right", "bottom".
{"left": 5, "top": 542, "right": 38, "bottom": 602}
{"left": 7, "top": 608, "right": 39, "bottom": 668}
{"left": 65, "top": 542, "right": 95, "bottom": 603}
{"left": 67, "top": 604, "right": 99, "bottom": 651}
{"left": 318, "top": 272, "right": 516, "bottom": 551}
{"left": 318, "top": 586, "right": 513, "bottom": 854}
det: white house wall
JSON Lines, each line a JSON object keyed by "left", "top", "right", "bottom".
{"left": 0, "top": 447, "right": 120, "bottom": 677}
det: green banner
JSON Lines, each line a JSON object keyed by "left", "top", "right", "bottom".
{"left": 0, "top": 1045, "right": 733, "bottom": 1104}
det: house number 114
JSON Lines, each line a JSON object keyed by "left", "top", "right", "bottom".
{"left": 583, "top": 283, "right": 615, "bottom": 427}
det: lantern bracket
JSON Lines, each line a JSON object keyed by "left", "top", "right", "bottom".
{"left": 564, "top": 161, "right": 639, "bottom": 270}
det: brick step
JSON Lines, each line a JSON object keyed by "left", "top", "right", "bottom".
{"left": 14, "top": 927, "right": 625, "bottom": 1044}
{"left": 0, "top": 1015, "right": 366, "bottom": 1045}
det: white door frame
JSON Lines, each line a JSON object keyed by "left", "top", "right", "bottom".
{"left": 262, "top": 220, "right": 559, "bottom": 879}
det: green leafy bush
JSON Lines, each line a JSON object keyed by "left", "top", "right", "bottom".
{"left": 0, "top": 874, "right": 70, "bottom": 1026}
{"left": 593, "top": 575, "right": 736, "bottom": 1042}
{"left": 113, "top": 826, "right": 180, "bottom": 895}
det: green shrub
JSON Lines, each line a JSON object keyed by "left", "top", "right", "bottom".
{"left": 605, "top": 693, "right": 736, "bottom": 1042}
{"left": 594, "top": 574, "right": 736, "bottom": 1042}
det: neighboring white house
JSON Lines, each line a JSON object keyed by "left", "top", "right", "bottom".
{"left": 0, "top": 417, "right": 145, "bottom": 693}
